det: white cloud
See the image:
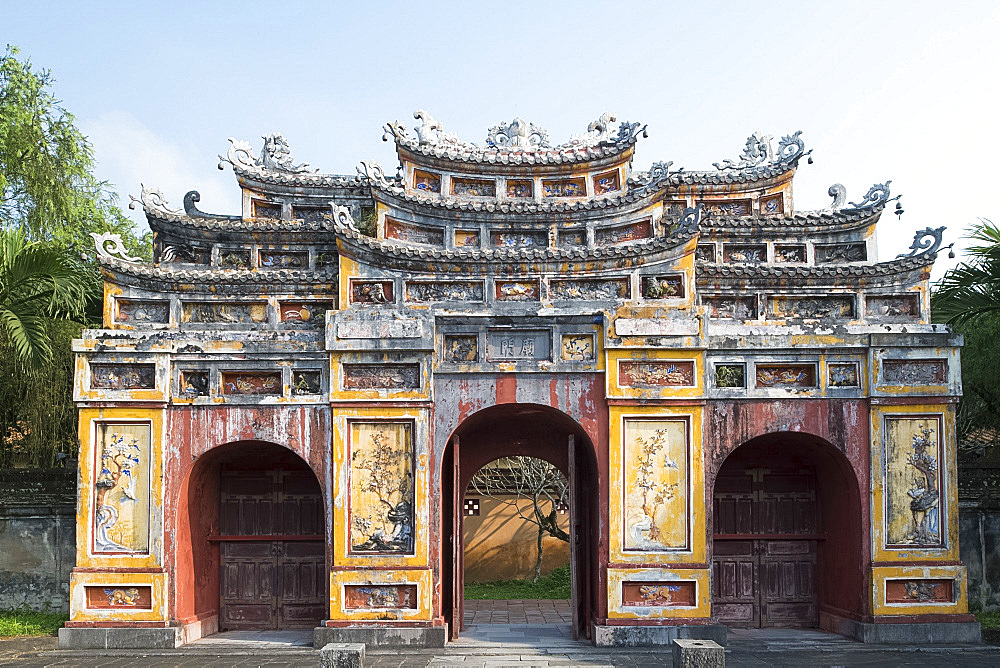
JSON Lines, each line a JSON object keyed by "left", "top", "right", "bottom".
{"left": 81, "top": 111, "right": 241, "bottom": 233}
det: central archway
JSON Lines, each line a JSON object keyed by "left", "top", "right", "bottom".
{"left": 441, "top": 404, "right": 598, "bottom": 640}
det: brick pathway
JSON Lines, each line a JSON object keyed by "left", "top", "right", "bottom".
{"left": 4, "top": 623, "right": 1000, "bottom": 666}
{"left": 464, "top": 599, "right": 573, "bottom": 625}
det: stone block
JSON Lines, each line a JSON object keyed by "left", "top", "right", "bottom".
{"left": 320, "top": 642, "right": 365, "bottom": 668}
{"left": 673, "top": 638, "right": 724, "bottom": 667}
{"left": 591, "top": 624, "right": 727, "bottom": 647}
{"left": 853, "top": 620, "right": 982, "bottom": 644}
{"left": 314, "top": 625, "right": 446, "bottom": 648}
{"left": 57, "top": 627, "right": 179, "bottom": 649}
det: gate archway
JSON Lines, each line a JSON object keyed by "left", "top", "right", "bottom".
{"left": 175, "top": 440, "right": 328, "bottom": 633}
{"left": 710, "top": 432, "right": 864, "bottom": 628}
{"left": 441, "top": 404, "right": 598, "bottom": 640}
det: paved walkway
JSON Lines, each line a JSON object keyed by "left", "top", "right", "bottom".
{"left": 3, "top": 620, "right": 999, "bottom": 667}
{"left": 464, "top": 599, "right": 573, "bottom": 625}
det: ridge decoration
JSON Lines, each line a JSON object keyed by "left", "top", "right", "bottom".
{"left": 218, "top": 133, "right": 317, "bottom": 174}
{"left": 90, "top": 232, "right": 141, "bottom": 263}
{"left": 128, "top": 184, "right": 181, "bottom": 217}
{"left": 897, "top": 226, "right": 948, "bottom": 258}
{"left": 713, "top": 130, "right": 810, "bottom": 171}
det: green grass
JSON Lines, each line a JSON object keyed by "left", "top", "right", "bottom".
{"left": 0, "top": 609, "right": 67, "bottom": 638}
{"left": 976, "top": 610, "right": 1000, "bottom": 630}
{"left": 465, "top": 565, "right": 571, "bottom": 600}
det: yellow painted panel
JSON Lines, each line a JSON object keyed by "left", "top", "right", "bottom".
{"left": 609, "top": 405, "right": 705, "bottom": 564}
{"left": 76, "top": 408, "right": 164, "bottom": 570}
{"left": 606, "top": 567, "right": 711, "bottom": 619}
{"left": 329, "top": 568, "right": 433, "bottom": 621}
{"left": 606, "top": 349, "right": 705, "bottom": 400}
{"left": 871, "top": 565, "right": 968, "bottom": 616}
{"left": 68, "top": 571, "right": 168, "bottom": 622}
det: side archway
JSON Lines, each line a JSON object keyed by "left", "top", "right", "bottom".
{"left": 710, "top": 431, "right": 865, "bottom": 628}
{"left": 174, "top": 440, "right": 328, "bottom": 637}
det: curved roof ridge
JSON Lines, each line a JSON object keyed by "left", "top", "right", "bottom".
{"left": 696, "top": 252, "right": 936, "bottom": 278}
{"left": 97, "top": 254, "right": 339, "bottom": 285}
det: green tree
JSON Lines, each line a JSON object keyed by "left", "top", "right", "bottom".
{"left": 0, "top": 46, "right": 149, "bottom": 467}
{"left": 932, "top": 219, "right": 1000, "bottom": 456}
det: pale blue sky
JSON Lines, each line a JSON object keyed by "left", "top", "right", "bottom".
{"left": 6, "top": 1, "right": 1000, "bottom": 272}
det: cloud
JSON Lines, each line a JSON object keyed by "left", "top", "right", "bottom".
{"left": 81, "top": 111, "right": 240, "bottom": 232}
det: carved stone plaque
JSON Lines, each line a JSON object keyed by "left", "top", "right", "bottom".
{"left": 486, "top": 330, "right": 550, "bottom": 361}
{"left": 343, "top": 364, "right": 420, "bottom": 390}
{"left": 619, "top": 361, "right": 695, "bottom": 387}
{"left": 882, "top": 359, "right": 947, "bottom": 385}
{"left": 336, "top": 319, "right": 422, "bottom": 339}
{"left": 90, "top": 364, "right": 156, "bottom": 390}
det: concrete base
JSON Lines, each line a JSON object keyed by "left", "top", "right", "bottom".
{"left": 820, "top": 612, "right": 982, "bottom": 644}
{"left": 314, "top": 625, "right": 446, "bottom": 649}
{"left": 592, "top": 624, "right": 727, "bottom": 647}
{"left": 320, "top": 642, "right": 365, "bottom": 668}
{"left": 57, "top": 627, "right": 180, "bottom": 649}
{"left": 673, "top": 638, "right": 725, "bottom": 667}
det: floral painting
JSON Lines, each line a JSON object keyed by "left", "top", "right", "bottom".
{"left": 885, "top": 417, "right": 943, "bottom": 547}
{"left": 93, "top": 423, "right": 150, "bottom": 553}
{"left": 350, "top": 422, "right": 414, "bottom": 554}
{"left": 623, "top": 418, "right": 688, "bottom": 551}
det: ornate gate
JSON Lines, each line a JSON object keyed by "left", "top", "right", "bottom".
{"left": 218, "top": 469, "right": 326, "bottom": 629}
{"left": 712, "top": 468, "right": 819, "bottom": 627}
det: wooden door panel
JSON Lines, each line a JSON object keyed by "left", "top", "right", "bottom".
{"left": 220, "top": 469, "right": 326, "bottom": 630}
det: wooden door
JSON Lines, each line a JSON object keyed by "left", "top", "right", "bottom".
{"left": 712, "top": 468, "right": 819, "bottom": 628}
{"left": 219, "top": 469, "right": 325, "bottom": 630}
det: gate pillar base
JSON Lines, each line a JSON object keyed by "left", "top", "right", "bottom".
{"left": 314, "top": 625, "right": 446, "bottom": 649}
{"left": 591, "top": 623, "right": 727, "bottom": 647}
{"left": 820, "top": 611, "right": 982, "bottom": 644}
{"left": 57, "top": 627, "right": 179, "bottom": 649}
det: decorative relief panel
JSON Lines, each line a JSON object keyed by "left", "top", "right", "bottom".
{"left": 769, "top": 296, "right": 855, "bottom": 319}
{"left": 86, "top": 586, "right": 152, "bottom": 609}
{"left": 160, "top": 243, "right": 210, "bottom": 264}
{"left": 412, "top": 170, "right": 441, "bottom": 193}
{"left": 550, "top": 278, "right": 629, "bottom": 300}
{"left": 252, "top": 200, "right": 281, "bottom": 219}
{"left": 259, "top": 250, "right": 307, "bottom": 268}
{"left": 444, "top": 335, "right": 478, "bottom": 363}
{"left": 663, "top": 201, "right": 687, "bottom": 216}
{"left": 385, "top": 219, "right": 444, "bottom": 245}
{"left": 619, "top": 361, "right": 695, "bottom": 387}
{"left": 405, "top": 281, "right": 484, "bottom": 303}
{"left": 815, "top": 243, "right": 867, "bottom": 263}
{"left": 828, "top": 363, "right": 860, "bottom": 388}
{"left": 723, "top": 244, "right": 766, "bottom": 264}
{"left": 755, "top": 364, "right": 816, "bottom": 388}
{"left": 486, "top": 329, "right": 550, "bottom": 361}
{"left": 593, "top": 169, "right": 621, "bottom": 195}
{"left": 219, "top": 249, "right": 252, "bottom": 269}
{"left": 492, "top": 231, "right": 547, "bottom": 248}
{"left": 595, "top": 220, "right": 652, "bottom": 245}
{"left": 350, "top": 280, "right": 394, "bottom": 304}
{"left": 623, "top": 418, "right": 689, "bottom": 551}
{"left": 557, "top": 229, "right": 586, "bottom": 247}
{"left": 885, "top": 579, "right": 953, "bottom": 603}
{"left": 292, "top": 370, "right": 322, "bottom": 395}
{"left": 622, "top": 582, "right": 696, "bottom": 607}
{"left": 344, "top": 584, "right": 418, "bottom": 609}
{"left": 706, "top": 296, "right": 757, "bottom": 320}
{"left": 292, "top": 205, "right": 329, "bottom": 223}
{"left": 181, "top": 302, "right": 267, "bottom": 324}
{"left": 349, "top": 421, "right": 414, "bottom": 554}
{"left": 116, "top": 300, "right": 169, "bottom": 324}
{"left": 451, "top": 177, "right": 496, "bottom": 197}
{"left": 641, "top": 275, "right": 685, "bottom": 299}
{"left": 316, "top": 251, "right": 338, "bottom": 268}
{"left": 279, "top": 301, "right": 327, "bottom": 326}
{"left": 714, "top": 364, "right": 746, "bottom": 388}
{"left": 760, "top": 193, "right": 784, "bottom": 215}
{"left": 93, "top": 423, "right": 150, "bottom": 554}
{"left": 695, "top": 244, "right": 716, "bottom": 263}
{"left": 90, "top": 364, "right": 155, "bottom": 390}
{"left": 506, "top": 179, "right": 532, "bottom": 198}
{"left": 495, "top": 281, "right": 540, "bottom": 301}
{"left": 702, "top": 199, "right": 752, "bottom": 217}
{"left": 221, "top": 372, "right": 281, "bottom": 395}
{"left": 454, "top": 230, "right": 480, "bottom": 247}
{"left": 561, "top": 334, "right": 595, "bottom": 361}
{"left": 884, "top": 416, "right": 943, "bottom": 547}
{"left": 542, "top": 177, "right": 586, "bottom": 198}
{"left": 866, "top": 294, "right": 920, "bottom": 319}
{"left": 179, "top": 370, "right": 209, "bottom": 397}
{"left": 773, "top": 244, "right": 805, "bottom": 263}
{"left": 343, "top": 364, "right": 420, "bottom": 390}
{"left": 882, "top": 359, "right": 947, "bottom": 385}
